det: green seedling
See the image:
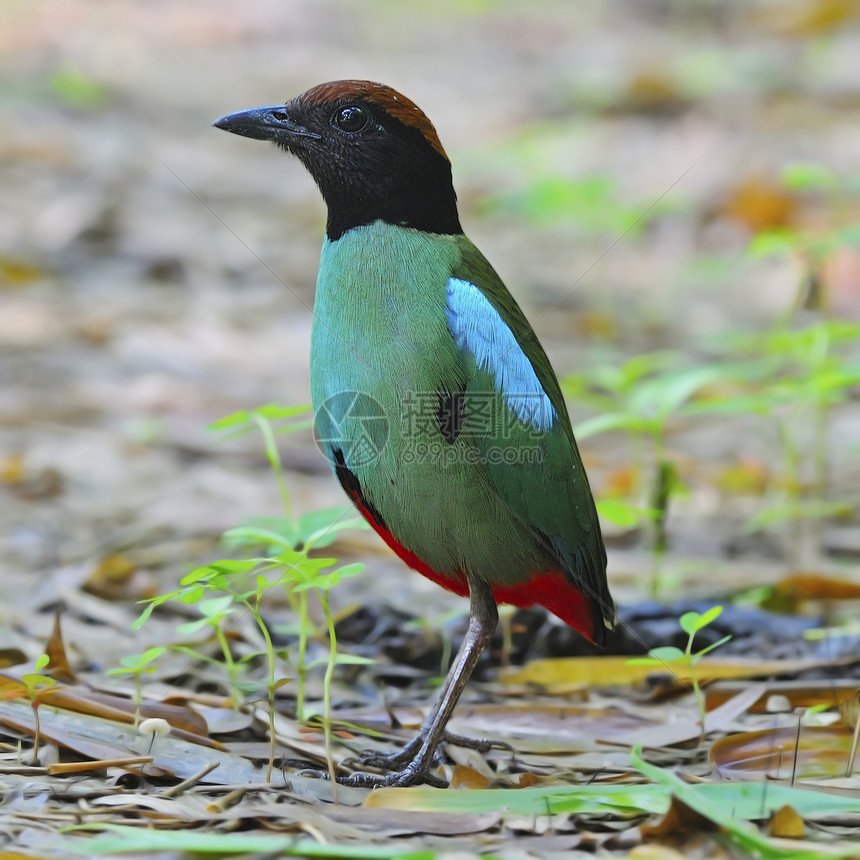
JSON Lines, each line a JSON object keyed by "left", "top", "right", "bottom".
{"left": 137, "top": 546, "right": 365, "bottom": 781}
{"left": 628, "top": 605, "right": 732, "bottom": 736}
{"left": 175, "top": 560, "right": 297, "bottom": 782}
{"left": 135, "top": 403, "right": 372, "bottom": 782}
{"left": 210, "top": 404, "right": 368, "bottom": 719}
{"left": 566, "top": 352, "right": 736, "bottom": 595}
{"left": 173, "top": 596, "right": 245, "bottom": 707}
{"left": 209, "top": 403, "right": 314, "bottom": 531}
{"left": 221, "top": 508, "right": 368, "bottom": 722}
{"left": 0, "top": 654, "right": 58, "bottom": 763}
{"left": 748, "top": 161, "right": 860, "bottom": 318}
{"left": 107, "top": 646, "right": 166, "bottom": 726}
{"left": 292, "top": 559, "right": 369, "bottom": 783}
{"left": 50, "top": 67, "right": 109, "bottom": 110}
{"left": 697, "top": 319, "right": 860, "bottom": 564}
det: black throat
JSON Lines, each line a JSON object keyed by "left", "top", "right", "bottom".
{"left": 324, "top": 174, "right": 462, "bottom": 242}
{"left": 286, "top": 117, "right": 463, "bottom": 241}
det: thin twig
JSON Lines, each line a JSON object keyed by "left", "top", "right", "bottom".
{"left": 161, "top": 761, "right": 221, "bottom": 797}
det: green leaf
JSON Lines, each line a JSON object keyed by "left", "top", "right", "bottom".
{"left": 575, "top": 411, "right": 648, "bottom": 439}
{"left": 627, "top": 645, "right": 685, "bottom": 665}
{"left": 628, "top": 365, "right": 731, "bottom": 421}
{"left": 680, "top": 605, "right": 723, "bottom": 635}
{"left": 596, "top": 499, "right": 656, "bottom": 528}
{"left": 21, "top": 673, "right": 56, "bottom": 693}
{"left": 115, "top": 646, "right": 166, "bottom": 671}
{"left": 647, "top": 645, "right": 686, "bottom": 663}
{"left": 132, "top": 592, "right": 179, "bottom": 630}
{"left": 69, "top": 823, "right": 444, "bottom": 857}
{"left": 747, "top": 229, "right": 801, "bottom": 259}
{"left": 254, "top": 403, "right": 312, "bottom": 421}
{"left": 269, "top": 547, "right": 305, "bottom": 568}
{"left": 630, "top": 747, "right": 851, "bottom": 858}
{"left": 332, "top": 563, "right": 365, "bottom": 579}
{"left": 50, "top": 68, "right": 109, "bottom": 109}
{"left": 179, "top": 584, "right": 206, "bottom": 605}
{"left": 208, "top": 409, "right": 252, "bottom": 431}
{"left": 197, "top": 595, "right": 237, "bottom": 619}
{"left": 298, "top": 507, "right": 370, "bottom": 548}
{"left": 781, "top": 161, "right": 836, "bottom": 191}
{"left": 180, "top": 558, "right": 263, "bottom": 586}
{"left": 678, "top": 611, "right": 701, "bottom": 635}
{"left": 34, "top": 654, "right": 50, "bottom": 673}
{"left": 745, "top": 499, "right": 853, "bottom": 530}
{"left": 222, "top": 525, "right": 298, "bottom": 552}
{"left": 695, "top": 634, "right": 733, "bottom": 657}
{"left": 174, "top": 617, "right": 210, "bottom": 636}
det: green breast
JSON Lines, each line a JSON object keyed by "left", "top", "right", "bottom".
{"left": 309, "top": 221, "right": 547, "bottom": 584}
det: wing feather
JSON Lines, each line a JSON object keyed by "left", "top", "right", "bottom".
{"left": 447, "top": 239, "right": 615, "bottom": 638}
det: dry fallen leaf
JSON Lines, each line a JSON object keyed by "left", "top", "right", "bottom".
{"left": 608, "top": 685, "right": 767, "bottom": 749}
{"left": 718, "top": 176, "right": 798, "bottom": 232}
{"left": 502, "top": 656, "right": 830, "bottom": 693}
{"left": 710, "top": 724, "right": 860, "bottom": 781}
{"left": 43, "top": 613, "right": 77, "bottom": 683}
{"left": 768, "top": 804, "right": 805, "bottom": 839}
{"left": 448, "top": 763, "right": 492, "bottom": 789}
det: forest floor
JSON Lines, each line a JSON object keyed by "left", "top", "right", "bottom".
{"left": 3, "top": 1, "right": 860, "bottom": 857}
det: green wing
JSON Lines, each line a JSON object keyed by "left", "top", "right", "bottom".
{"left": 448, "top": 237, "right": 615, "bottom": 639}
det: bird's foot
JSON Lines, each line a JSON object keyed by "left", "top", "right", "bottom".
{"left": 333, "top": 730, "right": 512, "bottom": 788}
{"left": 350, "top": 730, "right": 510, "bottom": 772}
{"left": 299, "top": 731, "right": 512, "bottom": 788}
{"left": 336, "top": 761, "right": 448, "bottom": 789}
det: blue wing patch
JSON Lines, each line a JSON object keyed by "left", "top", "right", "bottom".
{"left": 445, "top": 277, "right": 556, "bottom": 431}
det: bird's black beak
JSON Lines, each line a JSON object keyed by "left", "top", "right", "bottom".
{"left": 212, "top": 105, "right": 320, "bottom": 143}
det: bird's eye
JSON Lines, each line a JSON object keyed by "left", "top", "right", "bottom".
{"left": 333, "top": 105, "right": 369, "bottom": 134}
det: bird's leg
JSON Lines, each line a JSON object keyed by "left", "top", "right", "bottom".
{"left": 340, "top": 577, "right": 499, "bottom": 787}
{"left": 355, "top": 696, "right": 507, "bottom": 771}
{"left": 354, "top": 633, "right": 482, "bottom": 771}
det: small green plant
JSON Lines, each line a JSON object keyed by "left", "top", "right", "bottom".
{"left": 627, "top": 606, "right": 732, "bottom": 735}
{"left": 209, "top": 403, "right": 314, "bottom": 533}
{"left": 694, "top": 319, "right": 860, "bottom": 564}
{"left": 136, "top": 548, "right": 364, "bottom": 781}
{"left": 49, "top": 67, "right": 109, "bottom": 110}
{"left": 209, "top": 403, "right": 367, "bottom": 717}
{"left": 0, "top": 654, "right": 57, "bottom": 763}
{"left": 134, "top": 404, "right": 368, "bottom": 779}
{"left": 107, "top": 647, "right": 167, "bottom": 726}
{"left": 565, "top": 352, "right": 735, "bottom": 594}
{"left": 747, "top": 161, "right": 860, "bottom": 318}
{"left": 173, "top": 596, "right": 245, "bottom": 706}
{"left": 134, "top": 402, "right": 370, "bottom": 783}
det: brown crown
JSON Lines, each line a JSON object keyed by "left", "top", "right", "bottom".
{"left": 296, "top": 80, "right": 448, "bottom": 161}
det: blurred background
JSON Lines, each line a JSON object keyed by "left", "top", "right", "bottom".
{"left": 2, "top": 0, "right": 860, "bottom": 641}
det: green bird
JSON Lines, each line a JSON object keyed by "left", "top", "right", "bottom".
{"left": 214, "top": 80, "right": 615, "bottom": 787}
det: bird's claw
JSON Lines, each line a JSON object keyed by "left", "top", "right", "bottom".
{"left": 348, "top": 730, "right": 506, "bottom": 772}
{"left": 438, "top": 731, "right": 513, "bottom": 755}
{"left": 300, "top": 762, "right": 447, "bottom": 789}
{"left": 337, "top": 765, "right": 448, "bottom": 789}
{"left": 335, "top": 731, "right": 512, "bottom": 787}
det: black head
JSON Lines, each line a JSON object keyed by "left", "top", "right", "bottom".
{"left": 214, "top": 80, "right": 462, "bottom": 241}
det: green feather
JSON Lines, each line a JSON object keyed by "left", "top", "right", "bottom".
{"left": 310, "top": 221, "right": 614, "bottom": 636}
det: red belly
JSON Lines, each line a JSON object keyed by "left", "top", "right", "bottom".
{"left": 348, "top": 488, "right": 597, "bottom": 644}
